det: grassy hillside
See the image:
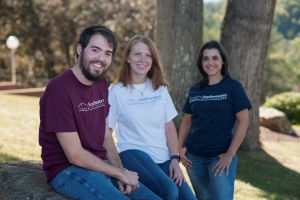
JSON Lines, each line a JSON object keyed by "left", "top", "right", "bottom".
{"left": 0, "top": 94, "right": 299, "bottom": 199}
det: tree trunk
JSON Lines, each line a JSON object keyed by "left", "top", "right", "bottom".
{"left": 221, "top": 0, "right": 276, "bottom": 150}
{"left": 156, "top": 0, "right": 203, "bottom": 127}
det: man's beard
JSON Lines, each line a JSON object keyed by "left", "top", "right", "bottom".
{"left": 79, "top": 52, "right": 106, "bottom": 81}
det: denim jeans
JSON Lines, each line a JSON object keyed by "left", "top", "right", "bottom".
{"left": 186, "top": 151, "right": 237, "bottom": 200}
{"left": 120, "top": 149, "right": 197, "bottom": 200}
{"left": 51, "top": 165, "right": 162, "bottom": 200}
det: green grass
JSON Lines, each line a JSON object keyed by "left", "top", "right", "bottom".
{"left": 0, "top": 94, "right": 41, "bottom": 161}
{"left": 1, "top": 94, "right": 300, "bottom": 199}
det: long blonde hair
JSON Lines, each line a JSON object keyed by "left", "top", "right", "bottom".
{"left": 117, "top": 35, "right": 168, "bottom": 90}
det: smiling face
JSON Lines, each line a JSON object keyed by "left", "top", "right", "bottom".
{"left": 202, "top": 48, "right": 224, "bottom": 79}
{"left": 127, "top": 42, "right": 153, "bottom": 80}
{"left": 77, "top": 34, "right": 113, "bottom": 81}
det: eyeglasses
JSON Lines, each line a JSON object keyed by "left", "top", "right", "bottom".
{"left": 130, "top": 52, "right": 152, "bottom": 60}
{"left": 202, "top": 56, "right": 222, "bottom": 63}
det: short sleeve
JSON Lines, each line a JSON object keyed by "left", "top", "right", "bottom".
{"left": 108, "top": 85, "right": 118, "bottom": 129}
{"left": 231, "top": 81, "right": 252, "bottom": 113}
{"left": 162, "top": 87, "right": 178, "bottom": 122}
{"left": 43, "top": 88, "right": 76, "bottom": 133}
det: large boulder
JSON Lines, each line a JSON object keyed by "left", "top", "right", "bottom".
{"left": 0, "top": 161, "right": 69, "bottom": 200}
{"left": 259, "top": 106, "right": 297, "bottom": 136}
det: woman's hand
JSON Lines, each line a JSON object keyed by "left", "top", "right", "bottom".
{"left": 169, "top": 159, "right": 185, "bottom": 186}
{"left": 213, "top": 153, "right": 233, "bottom": 176}
{"left": 179, "top": 147, "right": 192, "bottom": 168}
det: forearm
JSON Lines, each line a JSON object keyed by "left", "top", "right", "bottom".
{"left": 69, "top": 145, "right": 124, "bottom": 179}
{"left": 103, "top": 128, "right": 123, "bottom": 168}
{"left": 226, "top": 109, "right": 249, "bottom": 156}
{"left": 165, "top": 121, "right": 179, "bottom": 156}
{"left": 56, "top": 132, "right": 124, "bottom": 180}
{"left": 178, "top": 114, "right": 191, "bottom": 149}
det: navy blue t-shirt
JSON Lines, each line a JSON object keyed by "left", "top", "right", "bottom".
{"left": 183, "top": 77, "right": 252, "bottom": 158}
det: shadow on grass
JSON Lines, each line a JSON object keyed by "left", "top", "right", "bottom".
{"left": 0, "top": 153, "right": 21, "bottom": 163}
{"left": 237, "top": 148, "right": 300, "bottom": 199}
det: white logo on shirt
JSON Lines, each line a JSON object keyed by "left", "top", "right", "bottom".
{"left": 78, "top": 99, "right": 105, "bottom": 112}
{"left": 191, "top": 94, "right": 227, "bottom": 103}
{"left": 126, "top": 95, "right": 162, "bottom": 106}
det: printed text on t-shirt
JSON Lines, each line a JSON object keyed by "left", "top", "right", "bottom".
{"left": 190, "top": 94, "right": 227, "bottom": 103}
{"left": 78, "top": 99, "right": 105, "bottom": 112}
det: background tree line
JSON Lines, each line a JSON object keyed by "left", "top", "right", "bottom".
{"left": 0, "top": 0, "right": 299, "bottom": 100}
{"left": 0, "top": 0, "right": 156, "bottom": 86}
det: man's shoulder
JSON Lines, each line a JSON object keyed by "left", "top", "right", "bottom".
{"left": 45, "top": 69, "right": 72, "bottom": 95}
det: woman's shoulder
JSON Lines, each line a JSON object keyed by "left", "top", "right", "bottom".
{"left": 223, "top": 76, "right": 243, "bottom": 88}
{"left": 109, "top": 82, "right": 125, "bottom": 92}
{"left": 188, "top": 82, "right": 201, "bottom": 92}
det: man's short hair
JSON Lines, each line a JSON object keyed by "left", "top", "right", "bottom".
{"left": 77, "top": 24, "right": 118, "bottom": 58}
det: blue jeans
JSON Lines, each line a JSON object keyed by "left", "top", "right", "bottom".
{"left": 51, "top": 165, "right": 162, "bottom": 200}
{"left": 186, "top": 151, "right": 237, "bottom": 200}
{"left": 120, "top": 149, "right": 197, "bottom": 200}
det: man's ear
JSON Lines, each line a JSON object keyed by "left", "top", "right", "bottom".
{"left": 76, "top": 44, "right": 82, "bottom": 56}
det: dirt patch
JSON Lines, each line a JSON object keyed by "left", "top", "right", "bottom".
{"left": 260, "top": 126, "right": 300, "bottom": 142}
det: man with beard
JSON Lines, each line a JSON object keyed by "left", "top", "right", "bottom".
{"left": 39, "top": 25, "right": 162, "bottom": 200}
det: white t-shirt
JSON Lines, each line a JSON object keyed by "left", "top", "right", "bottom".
{"left": 108, "top": 78, "right": 178, "bottom": 163}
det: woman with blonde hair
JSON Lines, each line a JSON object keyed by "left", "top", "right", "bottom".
{"left": 108, "top": 35, "right": 196, "bottom": 200}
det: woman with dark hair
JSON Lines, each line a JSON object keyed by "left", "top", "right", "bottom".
{"left": 178, "top": 40, "right": 252, "bottom": 200}
{"left": 108, "top": 35, "right": 196, "bottom": 200}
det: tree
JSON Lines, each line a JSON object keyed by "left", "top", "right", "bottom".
{"left": 156, "top": 0, "right": 202, "bottom": 126}
{"left": 221, "top": 0, "right": 276, "bottom": 150}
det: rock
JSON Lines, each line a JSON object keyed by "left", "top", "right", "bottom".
{"left": 259, "top": 106, "right": 297, "bottom": 136}
{"left": 0, "top": 161, "right": 69, "bottom": 200}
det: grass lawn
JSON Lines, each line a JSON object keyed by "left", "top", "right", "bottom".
{"left": 1, "top": 94, "right": 300, "bottom": 199}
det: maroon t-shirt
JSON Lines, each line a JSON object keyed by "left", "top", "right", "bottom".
{"left": 39, "top": 69, "right": 109, "bottom": 182}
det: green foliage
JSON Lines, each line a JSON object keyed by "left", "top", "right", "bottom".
{"left": 203, "top": 1, "right": 226, "bottom": 42}
{"left": 263, "top": 92, "right": 300, "bottom": 124}
{"left": 0, "top": 0, "right": 156, "bottom": 86}
{"left": 262, "top": 0, "right": 300, "bottom": 101}
{"left": 275, "top": 0, "right": 300, "bottom": 40}
{"left": 262, "top": 29, "right": 297, "bottom": 100}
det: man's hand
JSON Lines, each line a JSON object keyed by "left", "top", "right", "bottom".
{"left": 117, "top": 181, "right": 134, "bottom": 195}
{"left": 117, "top": 168, "right": 139, "bottom": 194}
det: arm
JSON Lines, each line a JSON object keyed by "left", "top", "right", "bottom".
{"left": 213, "top": 108, "right": 249, "bottom": 175}
{"left": 178, "top": 113, "right": 193, "bottom": 168}
{"left": 165, "top": 120, "right": 185, "bottom": 186}
{"left": 103, "top": 120, "right": 139, "bottom": 194}
{"left": 103, "top": 126, "right": 123, "bottom": 169}
{"left": 56, "top": 130, "right": 139, "bottom": 188}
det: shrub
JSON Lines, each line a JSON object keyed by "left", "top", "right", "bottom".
{"left": 263, "top": 91, "right": 300, "bottom": 124}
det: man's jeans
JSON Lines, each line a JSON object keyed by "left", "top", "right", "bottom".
{"left": 51, "top": 165, "right": 162, "bottom": 200}
{"left": 186, "top": 151, "right": 237, "bottom": 200}
{"left": 120, "top": 149, "right": 197, "bottom": 200}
